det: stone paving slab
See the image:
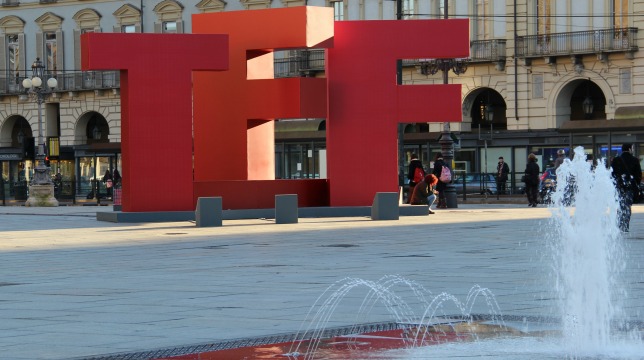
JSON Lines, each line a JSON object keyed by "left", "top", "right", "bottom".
{"left": 0, "top": 204, "right": 642, "bottom": 359}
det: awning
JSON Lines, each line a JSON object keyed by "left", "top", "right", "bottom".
{"left": 275, "top": 119, "right": 325, "bottom": 133}
{"left": 559, "top": 118, "right": 644, "bottom": 133}
{"left": 615, "top": 106, "right": 644, "bottom": 120}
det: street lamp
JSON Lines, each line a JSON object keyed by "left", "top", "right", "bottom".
{"left": 582, "top": 96, "right": 594, "bottom": 119}
{"left": 479, "top": 102, "right": 494, "bottom": 199}
{"left": 22, "top": 57, "right": 58, "bottom": 206}
{"left": 438, "top": 0, "right": 461, "bottom": 209}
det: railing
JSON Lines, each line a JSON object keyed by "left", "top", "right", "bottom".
{"left": 0, "top": 70, "right": 120, "bottom": 96}
{"left": 0, "top": 178, "right": 120, "bottom": 205}
{"left": 273, "top": 40, "right": 508, "bottom": 78}
{"left": 516, "top": 27, "right": 638, "bottom": 58}
{"left": 1, "top": 0, "right": 19, "bottom": 6}
{"left": 1, "top": 179, "right": 76, "bottom": 204}
{"left": 274, "top": 49, "right": 325, "bottom": 78}
{"left": 470, "top": 39, "right": 506, "bottom": 63}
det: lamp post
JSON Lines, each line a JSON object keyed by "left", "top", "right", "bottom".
{"left": 438, "top": 0, "right": 463, "bottom": 209}
{"left": 481, "top": 103, "right": 494, "bottom": 199}
{"left": 22, "top": 57, "right": 59, "bottom": 207}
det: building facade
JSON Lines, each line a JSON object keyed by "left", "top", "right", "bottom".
{"left": 0, "top": 0, "right": 642, "bottom": 201}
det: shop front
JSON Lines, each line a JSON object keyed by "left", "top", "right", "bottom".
{"left": 74, "top": 144, "right": 121, "bottom": 200}
{"left": 0, "top": 151, "right": 32, "bottom": 202}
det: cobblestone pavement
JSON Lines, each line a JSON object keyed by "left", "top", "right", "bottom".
{"left": 0, "top": 204, "right": 642, "bottom": 359}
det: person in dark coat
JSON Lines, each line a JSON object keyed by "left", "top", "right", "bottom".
{"left": 113, "top": 169, "right": 122, "bottom": 188}
{"left": 406, "top": 153, "right": 424, "bottom": 204}
{"left": 102, "top": 169, "right": 113, "bottom": 198}
{"left": 524, "top": 153, "right": 540, "bottom": 207}
{"left": 496, "top": 156, "right": 510, "bottom": 195}
{"left": 432, "top": 152, "right": 447, "bottom": 209}
{"left": 611, "top": 143, "right": 642, "bottom": 232}
{"left": 410, "top": 174, "right": 439, "bottom": 214}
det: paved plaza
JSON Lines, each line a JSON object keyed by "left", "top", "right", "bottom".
{"left": 0, "top": 204, "right": 642, "bottom": 359}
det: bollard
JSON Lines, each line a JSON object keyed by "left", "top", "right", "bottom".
{"left": 371, "top": 192, "right": 399, "bottom": 220}
{"left": 195, "top": 197, "right": 223, "bottom": 227}
{"left": 275, "top": 194, "right": 298, "bottom": 224}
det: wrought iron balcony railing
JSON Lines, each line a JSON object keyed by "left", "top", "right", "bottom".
{"left": 0, "top": 70, "right": 120, "bottom": 96}
{"left": 274, "top": 49, "right": 325, "bottom": 78}
{"left": 275, "top": 40, "right": 507, "bottom": 78}
{"left": 516, "top": 27, "right": 638, "bottom": 58}
{"left": 470, "top": 39, "right": 506, "bottom": 63}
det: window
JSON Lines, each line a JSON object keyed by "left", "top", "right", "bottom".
{"left": 613, "top": 0, "right": 628, "bottom": 29}
{"left": 122, "top": 24, "right": 136, "bottom": 33}
{"left": 163, "top": 21, "right": 177, "bottom": 33}
{"left": 331, "top": 1, "right": 344, "bottom": 21}
{"left": 402, "top": 0, "right": 415, "bottom": 18}
{"left": 44, "top": 32, "right": 57, "bottom": 71}
{"left": 7, "top": 34, "right": 19, "bottom": 80}
{"left": 153, "top": 1, "right": 183, "bottom": 33}
{"left": 474, "top": 0, "right": 488, "bottom": 40}
{"left": 114, "top": 4, "right": 142, "bottom": 33}
{"left": 536, "top": 0, "right": 551, "bottom": 35}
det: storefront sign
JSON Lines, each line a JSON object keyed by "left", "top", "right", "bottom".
{"left": 0, "top": 153, "right": 22, "bottom": 160}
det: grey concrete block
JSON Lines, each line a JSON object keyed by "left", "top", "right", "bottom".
{"left": 195, "top": 197, "right": 223, "bottom": 227}
{"left": 371, "top": 192, "right": 399, "bottom": 220}
{"left": 275, "top": 194, "right": 298, "bottom": 224}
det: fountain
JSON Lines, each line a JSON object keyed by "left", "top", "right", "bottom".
{"left": 282, "top": 147, "right": 644, "bottom": 359}
{"left": 155, "top": 147, "right": 643, "bottom": 360}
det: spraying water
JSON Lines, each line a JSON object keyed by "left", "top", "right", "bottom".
{"left": 547, "top": 146, "right": 633, "bottom": 356}
{"left": 284, "top": 148, "right": 643, "bottom": 359}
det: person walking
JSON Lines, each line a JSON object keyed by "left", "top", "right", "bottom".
{"left": 496, "top": 156, "right": 510, "bottom": 195}
{"left": 406, "top": 153, "right": 424, "bottom": 204}
{"left": 611, "top": 143, "right": 642, "bottom": 232}
{"left": 554, "top": 149, "right": 567, "bottom": 172}
{"left": 102, "top": 169, "right": 113, "bottom": 199}
{"left": 410, "top": 174, "right": 439, "bottom": 214}
{"left": 524, "top": 153, "right": 540, "bottom": 207}
{"left": 113, "top": 169, "right": 122, "bottom": 188}
{"left": 432, "top": 152, "right": 447, "bottom": 209}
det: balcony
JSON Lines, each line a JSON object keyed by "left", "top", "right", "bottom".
{"left": 0, "top": 70, "right": 120, "bottom": 96}
{"left": 516, "top": 27, "right": 638, "bottom": 61}
{"left": 470, "top": 39, "right": 507, "bottom": 70}
{"left": 1, "top": 0, "right": 19, "bottom": 6}
{"left": 470, "top": 39, "right": 506, "bottom": 63}
{"left": 274, "top": 49, "right": 325, "bottom": 78}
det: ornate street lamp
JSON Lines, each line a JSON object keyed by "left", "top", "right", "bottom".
{"left": 22, "top": 58, "right": 58, "bottom": 206}
{"left": 582, "top": 96, "right": 594, "bottom": 119}
{"left": 479, "top": 102, "right": 494, "bottom": 199}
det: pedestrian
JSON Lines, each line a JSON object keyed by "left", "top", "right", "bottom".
{"left": 102, "top": 169, "right": 113, "bottom": 198}
{"left": 611, "top": 143, "right": 642, "bottom": 232}
{"left": 524, "top": 153, "right": 540, "bottom": 207}
{"left": 113, "top": 169, "right": 122, "bottom": 188}
{"left": 496, "top": 156, "right": 510, "bottom": 195}
{"left": 406, "top": 153, "right": 424, "bottom": 204}
{"left": 410, "top": 174, "right": 439, "bottom": 214}
{"left": 554, "top": 149, "right": 567, "bottom": 172}
{"left": 432, "top": 152, "right": 447, "bottom": 209}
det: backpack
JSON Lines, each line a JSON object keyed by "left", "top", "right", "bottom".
{"left": 413, "top": 167, "right": 425, "bottom": 183}
{"left": 439, "top": 166, "right": 451, "bottom": 183}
